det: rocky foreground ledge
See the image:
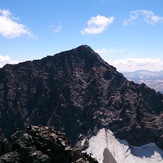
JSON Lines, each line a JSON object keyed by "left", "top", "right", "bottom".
{"left": 0, "top": 125, "right": 97, "bottom": 163}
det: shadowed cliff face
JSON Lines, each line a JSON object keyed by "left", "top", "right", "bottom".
{"left": 0, "top": 45, "right": 163, "bottom": 149}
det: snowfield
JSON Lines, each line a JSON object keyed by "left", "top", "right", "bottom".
{"left": 83, "top": 128, "right": 163, "bottom": 163}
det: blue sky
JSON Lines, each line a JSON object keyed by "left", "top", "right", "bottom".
{"left": 0, "top": 0, "right": 163, "bottom": 72}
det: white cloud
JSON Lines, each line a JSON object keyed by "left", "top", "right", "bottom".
{"left": 0, "top": 55, "right": 19, "bottom": 67}
{"left": 0, "top": 55, "right": 11, "bottom": 62}
{"left": 107, "top": 58, "right": 163, "bottom": 72}
{"left": 95, "top": 48, "right": 125, "bottom": 56}
{"left": 123, "top": 10, "right": 163, "bottom": 25}
{"left": 96, "top": 48, "right": 163, "bottom": 72}
{"left": 53, "top": 24, "right": 62, "bottom": 33}
{"left": 0, "top": 9, "right": 33, "bottom": 38}
{"left": 51, "top": 20, "right": 62, "bottom": 33}
{"left": 81, "top": 15, "right": 114, "bottom": 34}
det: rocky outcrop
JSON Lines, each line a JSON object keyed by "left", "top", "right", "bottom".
{"left": 0, "top": 125, "right": 98, "bottom": 163}
{"left": 0, "top": 45, "right": 163, "bottom": 149}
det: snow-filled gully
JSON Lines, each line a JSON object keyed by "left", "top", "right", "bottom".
{"left": 83, "top": 128, "right": 163, "bottom": 163}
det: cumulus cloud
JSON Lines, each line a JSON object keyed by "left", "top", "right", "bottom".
{"left": 123, "top": 10, "right": 163, "bottom": 25}
{"left": 107, "top": 58, "right": 163, "bottom": 72}
{"left": 81, "top": 15, "right": 114, "bottom": 34}
{"left": 0, "top": 55, "right": 19, "bottom": 67}
{"left": 0, "top": 9, "right": 33, "bottom": 38}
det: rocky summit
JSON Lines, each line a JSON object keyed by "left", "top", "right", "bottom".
{"left": 0, "top": 45, "right": 163, "bottom": 151}
{"left": 0, "top": 125, "right": 97, "bottom": 163}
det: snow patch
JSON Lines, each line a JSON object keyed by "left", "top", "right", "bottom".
{"left": 84, "top": 128, "right": 163, "bottom": 163}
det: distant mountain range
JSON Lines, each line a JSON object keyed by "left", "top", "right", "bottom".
{"left": 0, "top": 45, "right": 163, "bottom": 163}
{"left": 123, "top": 70, "right": 163, "bottom": 93}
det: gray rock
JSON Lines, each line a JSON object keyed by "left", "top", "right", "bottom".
{"left": 103, "top": 148, "right": 117, "bottom": 163}
{"left": 0, "top": 125, "right": 98, "bottom": 163}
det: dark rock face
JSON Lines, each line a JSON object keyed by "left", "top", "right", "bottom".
{"left": 0, "top": 125, "right": 98, "bottom": 163}
{"left": 0, "top": 45, "right": 163, "bottom": 149}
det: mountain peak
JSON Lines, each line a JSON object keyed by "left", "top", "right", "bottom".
{"left": 0, "top": 45, "right": 163, "bottom": 152}
{"left": 61, "top": 44, "right": 102, "bottom": 60}
{"left": 75, "top": 45, "right": 103, "bottom": 60}
{"left": 76, "top": 44, "right": 93, "bottom": 50}
{"left": 75, "top": 45, "right": 98, "bottom": 55}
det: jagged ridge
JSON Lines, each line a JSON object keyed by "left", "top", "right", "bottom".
{"left": 0, "top": 45, "right": 163, "bottom": 149}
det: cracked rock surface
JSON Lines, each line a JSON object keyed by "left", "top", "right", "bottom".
{"left": 0, "top": 125, "right": 97, "bottom": 163}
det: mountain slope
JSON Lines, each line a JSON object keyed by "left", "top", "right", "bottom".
{"left": 0, "top": 45, "right": 163, "bottom": 151}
